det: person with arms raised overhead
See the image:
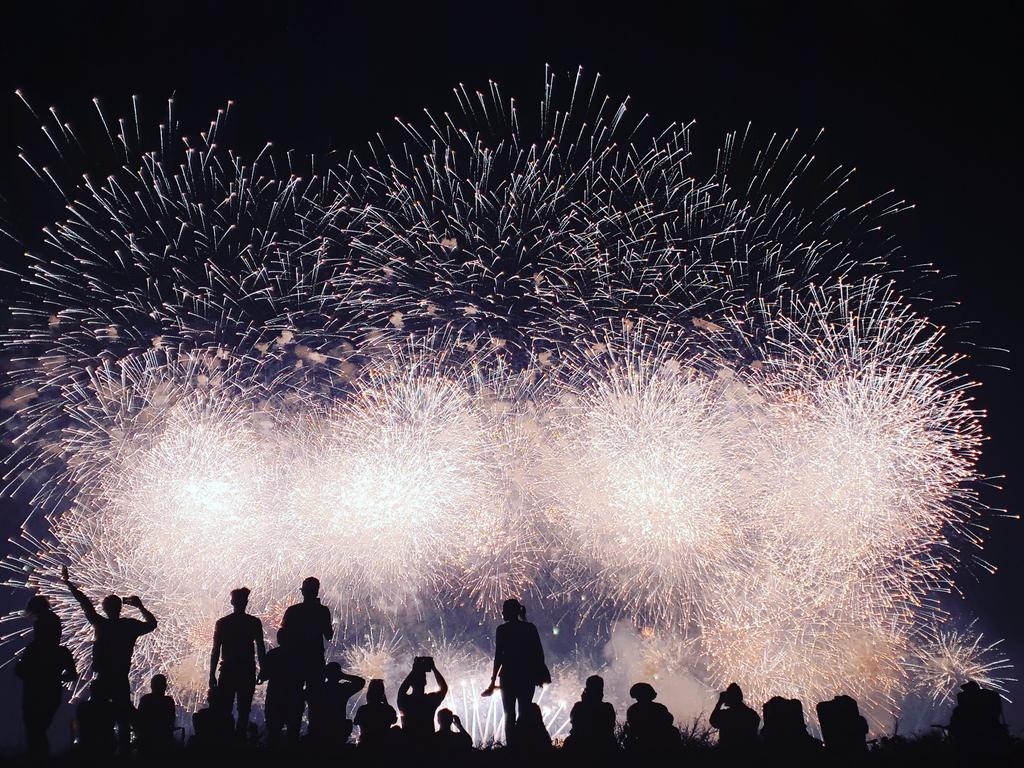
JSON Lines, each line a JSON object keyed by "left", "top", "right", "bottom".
{"left": 397, "top": 655, "right": 449, "bottom": 746}
{"left": 281, "top": 576, "right": 333, "bottom": 727}
{"left": 209, "top": 586, "right": 266, "bottom": 738}
{"left": 481, "top": 598, "right": 550, "bottom": 746}
{"left": 62, "top": 564, "right": 157, "bottom": 752}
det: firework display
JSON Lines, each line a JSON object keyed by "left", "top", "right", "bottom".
{"left": 0, "top": 69, "right": 1009, "bottom": 738}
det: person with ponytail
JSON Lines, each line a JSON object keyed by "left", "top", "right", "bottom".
{"left": 481, "top": 598, "right": 550, "bottom": 745}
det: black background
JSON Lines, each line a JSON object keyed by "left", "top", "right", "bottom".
{"left": 1, "top": 1, "right": 1020, "bottom": 741}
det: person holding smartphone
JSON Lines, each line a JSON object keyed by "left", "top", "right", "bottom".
{"left": 397, "top": 655, "right": 449, "bottom": 745}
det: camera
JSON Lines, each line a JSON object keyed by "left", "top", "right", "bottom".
{"left": 413, "top": 656, "right": 434, "bottom": 672}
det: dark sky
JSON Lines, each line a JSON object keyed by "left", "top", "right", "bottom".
{"left": 1, "top": 0, "right": 1020, "bottom": 740}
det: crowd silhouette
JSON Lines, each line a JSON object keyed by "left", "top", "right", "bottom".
{"left": 8, "top": 570, "right": 1018, "bottom": 767}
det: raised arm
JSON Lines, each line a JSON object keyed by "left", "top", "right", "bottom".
{"left": 339, "top": 671, "right": 365, "bottom": 690}
{"left": 61, "top": 565, "right": 99, "bottom": 625}
{"left": 126, "top": 596, "right": 157, "bottom": 634}
{"left": 432, "top": 666, "right": 449, "bottom": 699}
{"left": 209, "top": 619, "right": 223, "bottom": 688}
{"left": 397, "top": 670, "right": 416, "bottom": 707}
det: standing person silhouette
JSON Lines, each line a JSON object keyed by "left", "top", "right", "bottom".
{"left": 397, "top": 656, "right": 449, "bottom": 744}
{"left": 25, "top": 594, "right": 62, "bottom": 646}
{"left": 61, "top": 564, "right": 157, "bottom": 751}
{"left": 481, "top": 598, "right": 549, "bottom": 746}
{"left": 209, "top": 587, "right": 266, "bottom": 738}
{"left": 280, "top": 576, "right": 332, "bottom": 728}
{"left": 15, "top": 596, "right": 78, "bottom": 761}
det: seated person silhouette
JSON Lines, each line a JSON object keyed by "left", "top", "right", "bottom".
{"left": 261, "top": 627, "right": 303, "bottom": 746}
{"left": 564, "top": 674, "right": 617, "bottom": 756}
{"left": 624, "top": 682, "right": 678, "bottom": 755}
{"left": 15, "top": 606, "right": 77, "bottom": 761}
{"left": 816, "top": 694, "right": 868, "bottom": 755}
{"left": 354, "top": 678, "right": 398, "bottom": 751}
{"left": 135, "top": 674, "right": 176, "bottom": 753}
{"left": 76, "top": 681, "right": 117, "bottom": 758}
{"left": 710, "top": 682, "right": 760, "bottom": 753}
{"left": 434, "top": 708, "right": 473, "bottom": 756}
{"left": 510, "top": 702, "right": 552, "bottom": 753}
{"left": 310, "top": 661, "right": 365, "bottom": 747}
{"left": 761, "top": 696, "right": 818, "bottom": 757}
{"left": 397, "top": 656, "right": 449, "bottom": 745}
{"left": 948, "top": 680, "right": 1008, "bottom": 754}
{"left": 191, "top": 685, "right": 234, "bottom": 750}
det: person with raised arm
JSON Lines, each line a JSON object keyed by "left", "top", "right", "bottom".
{"left": 62, "top": 564, "right": 157, "bottom": 751}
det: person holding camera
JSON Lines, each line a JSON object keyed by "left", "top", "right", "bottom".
{"left": 397, "top": 655, "right": 449, "bottom": 744}
{"left": 61, "top": 564, "right": 158, "bottom": 751}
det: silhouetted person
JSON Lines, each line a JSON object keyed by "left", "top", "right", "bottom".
{"left": 135, "top": 674, "right": 176, "bottom": 754}
{"left": 948, "top": 680, "right": 1008, "bottom": 759}
{"left": 510, "top": 702, "right": 552, "bottom": 755}
{"left": 25, "top": 594, "right": 61, "bottom": 646}
{"left": 310, "top": 661, "right": 365, "bottom": 748}
{"left": 281, "top": 576, "right": 332, "bottom": 726}
{"left": 624, "top": 682, "right": 679, "bottom": 756}
{"left": 816, "top": 695, "right": 868, "bottom": 757}
{"left": 564, "top": 674, "right": 618, "bottom": 758}
{"left": 710, "top": 682, "right": 760, "bottom": 755}
{"left": 481, "top": 598, "right": 549, "bottom": 745}
{"left": 15, "top": 600, "right": 77, "bottom": 761}
{"left": 76, "top": 681, "right": 117, "bottom": 758}
{"left": 762, "top": 696, "right": 818, "bottom": 760}
{"left": 192, "top": 686, "right": 234, "bottom": 750}
{"left": 209, "top": 586, "right": 266, "bottom": 738}
{"left": 62, "top": 564, "right": 157, "bottom": 750}
{"left": 398, "top": 656, "right": 449, "bottom": 745}
{"left": 260, "top": 628, "right": 303, "bottom": 747}
{"left": 354, "top": 678, "right": 398, "bottom": 752}
{"left": 434, "top": 709, "right": 473, "bottom": 758}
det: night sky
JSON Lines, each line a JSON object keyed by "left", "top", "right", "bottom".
{"left": 1, "top": 1, "right": 1020, "bottom": 742}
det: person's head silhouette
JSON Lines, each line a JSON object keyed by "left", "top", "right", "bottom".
{"left": 583, "top": 675, "right": 605, "bottom": 702}
{"left": 438, "top": 708, "right": 454, "bottom": 730}
{"left": 502, "top": 598, "right": 525, "bottom": 622}
{"left": 724, "top": 682, "right": 744, "bottom": 707}
{"left": 367, "top": 678, "right": 387, "bottom": 705}
{"left": 230, "top": 587, "right": 250, "bottom": 612}
{"left": 151, "top": 674, "right": 167, "bottom": 695}
{"left": 629, "top": 682, "right": 658, "bottom": 703}
{"left": 101, "top": 594, "right": 122, "bottom": 619}
{"left": 301, "top": 576, "right": 320, "bottom": 600}
{"left": 25, "top": 594, "right": 51, "bottom": 617}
